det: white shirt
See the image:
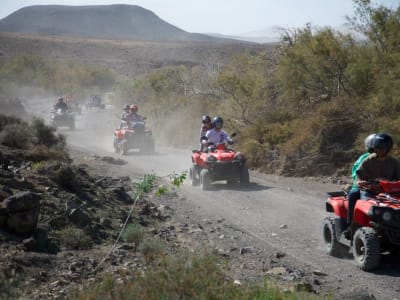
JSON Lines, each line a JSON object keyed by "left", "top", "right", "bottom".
{"left": 204, "top": 128, "right": 232, "bottom": 145}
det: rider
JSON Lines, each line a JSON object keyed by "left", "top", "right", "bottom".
{"left": 54, "top": 97, "right": 67, "bottom": 111}
{"left": 202, "top": 116, "right": 233, "bottom": 150}
{"left": 199, "top": 115, "right": 212, "bottom": 150}
{"left": 119, "top": 104, "right": 131, "bottom": 129}
{"left": 200, "top": 115, "right": 212, "bottom": 139}
{"left": 124, "top": 104, "right": 144, "bottom": 128}
{"left": 344, "top": 133, "right": 376, "bottom": 235}
{"left": 356, "top": 133, "right": 400, "bottom": 199}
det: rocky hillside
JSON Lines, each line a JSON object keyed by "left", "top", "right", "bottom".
{"left": 0, "top": 4, "right": 238, "bottom": 43}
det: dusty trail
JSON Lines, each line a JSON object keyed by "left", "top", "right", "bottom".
{"left": 32, "top": 104, "right": 400, "bottom": 299}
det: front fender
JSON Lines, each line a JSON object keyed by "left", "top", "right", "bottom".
{"left": 353, "top": 200, "right": 373, "bottom": 226}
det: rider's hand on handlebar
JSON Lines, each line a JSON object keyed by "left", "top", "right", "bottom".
{"left": 358, "top": 180, "right": 381, "bottom": 192}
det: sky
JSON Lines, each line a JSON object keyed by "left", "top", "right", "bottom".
{"left": 0, "top": 0, "right": 398, "bottom": 35}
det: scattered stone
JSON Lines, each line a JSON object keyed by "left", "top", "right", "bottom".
{"left": 267, "top": 267, "right": 287, "bottom": 275}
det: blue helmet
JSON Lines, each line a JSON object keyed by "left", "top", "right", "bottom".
{"left": 212, "top": 116, "right": 223, "bottom": 129}
{"left": 372, "top": 133, "right": 393, "bottom": 152}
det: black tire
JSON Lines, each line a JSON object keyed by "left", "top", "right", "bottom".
{"left": 352, "top": 227, "right": 380, "bottom": 271}
{"left": 239, "top": 165, "right": 250, "bottom": 185}
{"left": 145, "top": 138, "right": 155, "bottom": 154}
{"left": 322, "top": 217, "right": 347, "bottom": 257}
{"left": 190, "top": 165, "right": 200, "bottom": 186}
{"left": 200, "top": 169, "right": 210, "bottom": 190}
{"left": 121, "top": 142, "right": 128, "bottom": 155}
{"left": 113, "top": 138, "right": 120, "bottom": 153}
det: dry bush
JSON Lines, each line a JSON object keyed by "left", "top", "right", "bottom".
{"left": 31, "top": 117, "right": 66, "bottom": 148}
{"left": 0, "top": 123, "right": 33, "bottom": 149}
{"left": 55, "top": 226, "right": 92, "bottom": 250}
{"left": 138, "top": 237, "right": 165, "bottom": 263}
{"left": 122, "top": 223, "right": 145, "bottom": 244}
{"left": 28, "top": 145, "right": 70, "bottom": 162}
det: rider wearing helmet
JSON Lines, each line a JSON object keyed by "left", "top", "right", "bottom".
{"left": 356, "top": 133, "right": 400, "bottom": 198}
{"left": 120, "top": 104, "right": 131, "bottom": 128}
{"left": 124, "top": 104, "right": 144, "bottom": 128}
{"left": 200, "top": 115, "right": 212, "bottom": 140}
{"left": 202, "top": 116, "right": 233, "bottom": 150}
{"left": 54, "top": 97, "right": 67, "bottom": 111}
{"left": 344, "top": 133, "right": 377, "bottom": 235}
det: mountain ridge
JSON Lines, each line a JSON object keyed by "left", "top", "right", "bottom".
{"left": 0, "top": 4, "right": 245, "bottom": 43}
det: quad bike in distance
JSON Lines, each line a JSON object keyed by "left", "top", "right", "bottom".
{"left": 49, "top": 108, "right": 75, "bottom": 130}
{"left": 323, "top": 180, "right": 400, "bottom": 271}
{"left": 113, "top": 120, "right": 155, "bottom": 155}
{"left": 189, "top": 133, "right": 249, "bottom": 190}
{"left": 86, "top": 95, "right": 105, "bottom": 110}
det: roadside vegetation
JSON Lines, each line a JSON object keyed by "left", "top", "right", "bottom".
{"left": 112, "top": 0, "right": 400, "bottom": 177}
{"left": 1, "top": 1, "right": 396, "bottom": 178}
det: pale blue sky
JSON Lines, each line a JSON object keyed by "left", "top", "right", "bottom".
{"left": 0, "top": 0, "right": 398, "bottom": 35}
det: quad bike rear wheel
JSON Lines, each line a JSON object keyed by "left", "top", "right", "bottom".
{"left": 322, "top": 217, "right": 347, "bottom": 257}
{"left": 189, "top": 165, "right": 200, "bottom": 186}
{"left": 352, "top": 227, "right": 380, "bottom": 271}
{"left": 239, "top": 165, "right": 250, "bottom": 185}
{"left": 200, "top": 169, "right": 210, "bottom": 190}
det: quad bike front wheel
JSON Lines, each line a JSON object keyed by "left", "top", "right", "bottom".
{"left": 322, "top": 217, "right": 347, "bottom": 257}
{"left": 189, "top": 165, "right": 200, "bottom": 186}
{"left": 120, "top": 141, "right": 129, "bottom": 155}
{"left": 352, "top": 227, "right": 380, "bottom": 271}
{"left": 200, "top": 169, "right": 210, "bottom": 190}
{"left": 113, "top": 138, "right": 120, "bottom": 153}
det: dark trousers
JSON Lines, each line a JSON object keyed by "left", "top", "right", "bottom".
{"left": 347, "top": 188, "right": 360, "bottom": 225}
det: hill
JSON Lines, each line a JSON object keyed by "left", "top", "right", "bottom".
{"left": 0, "top": 4, "right": 239, "bottom": 43}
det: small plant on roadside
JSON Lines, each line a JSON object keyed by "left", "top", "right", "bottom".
{"left": 55, "top": 226, "right": 92, "bottom": 250}
{"left": 122, "top": 223, "right": 145, "bottom": 244}
{"left": 134, "top": 174, "right": 156, "bottom": 197}
{"left": 156, "top": 184, "right": 168, "bottom": 196}
{"left": 169, "top": 171, "right": 187, "bottom": 188}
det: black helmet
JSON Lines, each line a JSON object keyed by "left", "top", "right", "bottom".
{"left": 372, "top": 133, "right": 393, "bottom": 152}
{"left": 212, "top": 116, "right": 223, "bottom": 129}
{"left": 58, "top": 97, "right": 64, "bottom": 102}
{"left": 364, "top": 133, "right": 376, "bottom": 153}
{"left": 202, "top": 115, "right": 211, "bottom": 124}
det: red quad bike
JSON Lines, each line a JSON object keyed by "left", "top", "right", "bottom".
{"left": 323, "top": 180, "right": 400, "bottom": 271}
{"left": 189, "top": 133, "right": 249, "bottom": 190}
{"left": 113, "top": 120, "right": 155, "bottom": 155}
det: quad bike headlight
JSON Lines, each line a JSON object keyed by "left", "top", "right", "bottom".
{"left": 207, "top": 155, "right": 217, "bottom": 162}
{"left": 234, "top": 152, "right": 245, "bottom": 161}
{"left": 382, "top": 211, "right": 393, "bottom": 222}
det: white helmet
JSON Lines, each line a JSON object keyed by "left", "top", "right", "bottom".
{"left": 364, "top": 133, "right": 376, "bottom": 153}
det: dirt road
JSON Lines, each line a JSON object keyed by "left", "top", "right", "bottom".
{"left": 31, "top": 104, "right": 400, "bottom": 299}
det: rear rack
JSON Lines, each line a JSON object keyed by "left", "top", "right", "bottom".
{"left": 327, "top": 191, "right": 346, "bottom": 197}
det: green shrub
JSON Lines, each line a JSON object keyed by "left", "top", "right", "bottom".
{"left": 122, "top": 223, "right": 145, "bottom": 244}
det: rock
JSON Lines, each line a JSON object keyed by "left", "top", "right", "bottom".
{"left": 2, "top": 191, "right": 41, "bottom": 211}
{"left": 1, "top": 192, "right": 41, "bottom": 234}
{"left": 68, "top": 208, "right": 91, "bottom": 227}
{"left": 240, "top": 247, "right": 252, "bottom": 254}
{"left": 101, "top": 156, "right": 127, "bottom": 165}
{"left": 267, "top": 267, "right": 287, "bottom": 275}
